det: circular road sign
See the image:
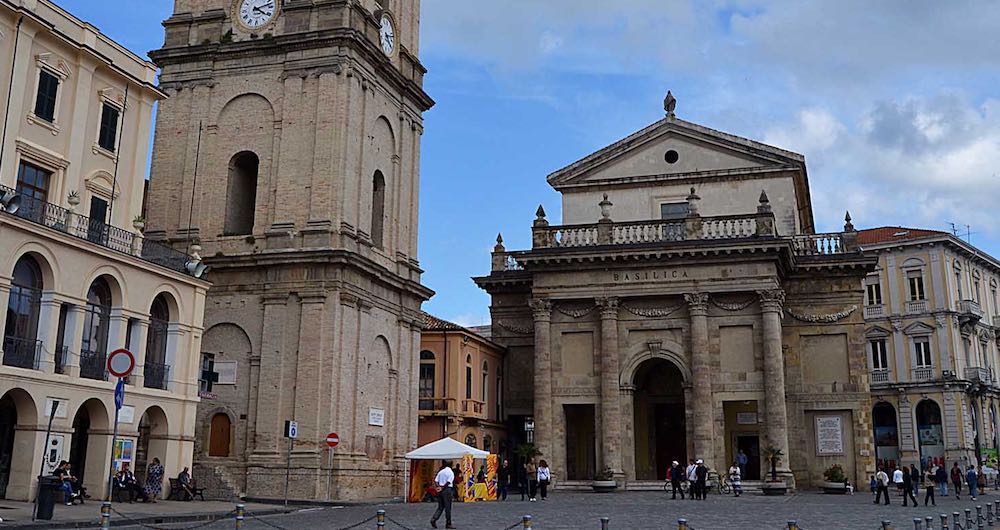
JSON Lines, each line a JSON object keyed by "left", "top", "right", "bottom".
{"left": 107, "top": 349, "right": 136, "bottom": 378}
{"left": 325, "top": 433, "right": 340, "bottom": 448}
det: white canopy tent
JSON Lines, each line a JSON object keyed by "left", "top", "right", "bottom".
{"left": 405, "top": 437, "right": 490, "bottom": 460}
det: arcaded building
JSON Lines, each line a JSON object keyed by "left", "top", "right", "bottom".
{"left": 476, "top": 101, "right": 878, "bottom": 489}
{"left": 144, "top": 0, "right": 432, "bottom": 500}
{"left": 0, "top": 0, "right": 209, "bottom": 501}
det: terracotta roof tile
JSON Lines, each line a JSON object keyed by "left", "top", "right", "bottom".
{"left": 857, "top": 226, "right": 949, "bottom": 246}
{"left": 420, "top": 312, "right": 469, "bottom": 332}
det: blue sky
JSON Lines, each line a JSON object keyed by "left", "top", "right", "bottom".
{"left": 59, "top": 1, "right": 1000, "bottom": 326}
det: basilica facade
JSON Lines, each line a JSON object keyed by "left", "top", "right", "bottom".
{"left": 476, "top": 108, "right": 878, "bottom": 489}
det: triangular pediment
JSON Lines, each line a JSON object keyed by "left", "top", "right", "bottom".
{"left": 548, "top": 117, "right": 804, "bottom": 189}
{"left": 903, "top": 321, "right": 935, "bottom": 336}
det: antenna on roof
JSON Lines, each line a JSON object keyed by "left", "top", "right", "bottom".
{"left": 948, "top": 222, "right": 972, "bottom": 244}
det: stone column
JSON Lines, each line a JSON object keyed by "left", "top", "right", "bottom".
{"left": 64, "top": 304, "right": 86, "bottom": 378}
{"left": 620, "top": 385, "right": 636, "bottom": 482}
{"left": 529, "top": 298, "right": 553, "bottom": 460}
{"left": 129, "top": 319, "right": 149, "bottom": 388}
{"left": 685, "top": 293, "right": 714, "bottom": 468}
{"left": 35, "top": 293, "right": 61, "bottom": 373}
{"left": 596, "top": 297, "right": 623, "bottom": 476}
{"left": 759, "top": 289, "right": 791, "bottom": 474}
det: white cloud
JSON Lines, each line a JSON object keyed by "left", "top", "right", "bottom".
{"left": 448, "top": 312, "right": 491, "bottom": 328}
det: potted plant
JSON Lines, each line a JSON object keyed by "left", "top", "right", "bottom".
{"left": 591, "top": 467, "right": 618, "bottom": 493}
{"left": 822, "top": 464, "right": 848, "bottom": 494}
{"left": 761, "top": 446, "right": 787, "bottom": 496}
{"left": 132, "top": 215, "right": 146, "bottom": 232}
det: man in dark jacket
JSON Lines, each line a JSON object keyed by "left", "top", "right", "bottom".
{"left": 694, "top": 460, "right": 708, "bottom": 500}
{"left": 935, "top": 465, "right": 949, "bottom": 496}
{"left": 901, "top": 469, "right": 918, "bottom": 507}
{"left": 669, "top": 460, "right": 685, "bottom": 500}
{"left": 909, "top": 464, "right": 920, "bottom": 496}
{"left": 498, "top": 460, "right": 510, "bottom": 501}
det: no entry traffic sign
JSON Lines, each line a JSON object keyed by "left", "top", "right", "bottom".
{"left": 325, "top": 432, "right": 340, "bottom": 448}
{"left": 107, "top": 349, "right": 135, "bottom": 378}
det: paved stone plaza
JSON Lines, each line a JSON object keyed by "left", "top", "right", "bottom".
{"left": 102, "top": 490, "right": 1000, "bottom": 530}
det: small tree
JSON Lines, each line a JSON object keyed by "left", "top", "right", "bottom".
{"left": 514, "top": 443, "right": 542, "bottom": 464}
{"left": 763, "top": 446, "right": 784, "bottom": 482}
{"left": 823, "top": 464, "right": 846, "bottom": 483}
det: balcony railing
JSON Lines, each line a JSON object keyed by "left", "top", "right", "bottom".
{"left": 419, "top": 397, "right": 452, "bottom": 412}
{"left": 965, "top": 366, "right": 993, "bottom": 384}
{"left": 869, "top": 369, "right": 891, "bottom": 384}
{"left": 79, "top": 350, "right": 108, "bottom": 381}
{"left": 912, "top": 366, "right": 935, "bottom": 381}
{"left": 864, "top": 304, "right": 885, "bottom": 319}
{"left": 143, "top": 362, "right": 170, "bottom": 390}
{"left": 905, "top": 300, "right": 928, "bottom": 314}
{"left": 54, "top": 346, "right": 68, "bottom": 375}
{"left": 993, "top": 315, "right": 1000, "bottom": 329}
{"left": 1, "top": 336, "right": 41, "bottom": 369}
{"left": 1, "top": 184, "right": 192, "bottom": 274}
{"left": 462, "top": 399, "right": 485, "bottom": 417}
{"left": 791, "top": 232, "right": 848, "bottom": 256}
{"left": 959, "top": 300, "right": 984, "bottom": 318}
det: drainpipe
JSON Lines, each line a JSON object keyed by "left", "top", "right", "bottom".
{"left": 0, "top": 15, "right": 24, "bottom": 178}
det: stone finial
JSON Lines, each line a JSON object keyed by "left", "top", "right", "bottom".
{"left": 494, "top": 233, "right": 505, "bottom": 252}
{"left": 686, "top": 187, "right": 701, "bottom": 216}
{"left": 533, "top": 205, "right": 549, "bottom": 227}
{"left": 757, "top": 190, "right": 772, "bottom": 214}
{"left": 844, "top": 211, "right": 855, "bottom": 232}
{"left": 664, "top": 90, "right": 677, "bottom": 119}
{"left": 598, "top": 193, "right": 613, "bottom": 222}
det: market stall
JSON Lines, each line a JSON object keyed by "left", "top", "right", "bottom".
{"left": 405, "top": 437, "right": 496, "bottom": 503}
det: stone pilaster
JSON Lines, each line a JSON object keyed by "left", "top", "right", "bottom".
{"left": 596, "top": 296, "right": 622, "bottom": 476}
{"left": 620, "top": 384, "right": 636, "bottom": 482}
{"left": 685, "top": 292, "right": 714, "bottom": 469}
{"left": 253, "top": 294, "right": 289, "bottom": 456}
{"left": 759, "top": 289, "right": 791, "bottom": 474}
{"left": 529, "top": 298, "right": 553, "bottom": 462}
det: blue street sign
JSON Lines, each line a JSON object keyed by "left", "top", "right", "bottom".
{"left": 114, "top": 378, "right": 125, "bottom": 410}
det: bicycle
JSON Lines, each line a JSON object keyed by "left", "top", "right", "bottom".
{"left": 717, "top": 476, "right": 732, "bottom": 495}
{"left": 662, "top": 480, "right": 691, "bottom": 496}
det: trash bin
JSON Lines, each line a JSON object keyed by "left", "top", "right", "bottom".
{"left": 35, "top": 475, "right": 62, "bottom": 520}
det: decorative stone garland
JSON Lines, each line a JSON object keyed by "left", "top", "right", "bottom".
{"left": 497, "top": 321, "right": 533, "bottom": 335}
{"left": 710, "top": 298, "right": 756, "bottom": 311}
{"left": 621, "top": 302, "right": 684, "bottom": 318}
{"left": 555, "top": 305, "right": 596, "bottom": 319}
{"left": 786, "top": 305, "right": 858, "bottom": 323}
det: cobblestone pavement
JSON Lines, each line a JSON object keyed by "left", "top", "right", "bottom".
{"left": 119, "top": 489, "right": 1000, "bottom": 530}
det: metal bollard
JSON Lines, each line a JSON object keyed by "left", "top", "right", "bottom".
{"left": 377, "top": 509, "right": 385, "bottom": 529}
{"left": 678, "top": 518, "right": 689, "bottom": 530}
{"left": 954, "top": 512, "right": 962, "bottom": 530}
{"left": 941, "top": 513, "right": 949, "bottom": 530}
{"left": 600, "top": 516, "right": 610, "bottom": 530}
{"left": 235, "top": 504, "right": 245, "bottom": 529}
{"left": 927, "top": 516, "right": 934, "bottom": 530}
{"left": 988, "top": 504, "right": 994, "bottom": 526}
{"left": 980, "top": 505, "right": 986, "bottom": 530}
{"left": 968, "top": 509, "right": 975, "bottom": 529}
{"left": 523, "top": 515, "right": 533, "bottom": 529}
{"left": 882, "top": 521, "right": 893, "bottom": 530}
{"left": 788, "top": 521, "right": 799, "bottom": 530}
{"left": 100, "top": 501, "right": 111, "bottom": 530}
{"left": 915, "top": 518, "right": 924, "bottom": 530}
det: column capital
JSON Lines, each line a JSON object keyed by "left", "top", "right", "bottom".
{"left": 596, "top": 296, "right": 620, "bottom": 318}
{"left": 619, "top": 384, "right": 635, "bottom": 396}
{"left": 684, "top": 293, "right": 709, "bottom": 315}
{"left": 758, "top": 289, "right": 786, "bottom": 313}
{"left": 529, "top": 298, "right": 552, "bottom": 320}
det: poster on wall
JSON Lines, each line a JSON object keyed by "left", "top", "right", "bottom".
{"left": 815, "top": 416, "right": 844, "bottom": 455}
{"left": 918, "top": 424, "right": 945, "bottom": 469}
{"left": 113, "top": 439, "right": 134, "bottom": 471}
{"left": 368, "top": 407, "right": 385, "bottom": 427}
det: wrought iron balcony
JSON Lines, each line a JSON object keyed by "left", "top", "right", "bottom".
{"left": 911, "top": 366, "right": 935, "bottom": 381}
{"left": 869, "top": 369, "right": 891, "bottom": 384}
{"left": 0, "top": 184, "right": 192, "bottom": 274}
{"left": 864, "top": 304, "right": 885, "bottom": 319}
{"left": 79, "top": 349, "right": 108, "bottom": 381}
{"left": 1, "top": 336, "right": 41, "bottom": 370}
{"left": 143, "top": 362, "right": 170, "bottom": 390}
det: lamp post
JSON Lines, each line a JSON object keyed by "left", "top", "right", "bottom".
{"left": 524, "top": 418, "right": 534, "bottom": 444}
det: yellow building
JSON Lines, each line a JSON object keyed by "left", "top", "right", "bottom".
{"left": 0, "top": 0, "right": 209, "bottom": 500}
{"left": 861, "top": 227, "right": 1000, "bottom": 471}
{"left": 418, "top": 314, "right": 507, "bottom": 455}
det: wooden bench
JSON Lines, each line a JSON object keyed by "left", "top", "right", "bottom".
{"left": 167, "top": 478, "right": 205, "bottom": 501}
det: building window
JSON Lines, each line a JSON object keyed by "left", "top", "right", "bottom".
{"left": 914, "top": 339, "right": 932, "bottom": 367}
{"left": 483, "top": 435, "right": 492, "bottom": 452}
{"left": 16, "top": 161, "right": 51, "bottom": 203}
{"left": 224, "top": 151, "right": 259, "bottom": 236}
{"left": 419, "top": 351, "right": 435, "bottom": 410}
{"left": 991, "top": 287, "right": 998, "bottom": 315}
{"left": 496, "top": 375, "right": 502, "bottom": 420}
{"left": 371, "top": 171, "right": 386, "bottom": 249}
{"left": 81, "top": 277, "right": 112, "bottom": 379}
{"left": 870, "top": 339, "right": 888, "bottom": 371}
{"left": 97, "top": 103, "right": 120, "bottom": 152}
{"left": 975, "top": 279, "right": 982, "bottom": 304}
{"left": 907, "top": 272, "right": 926, "bottom": 301}
{"left": 866, "top": 281, "right": 883, "bottom": 306}
{"left": 200, "top": 353, "right": 217, "bottom": 393}
{"left": 956, "top": 271, "right": 964, "bottom": 301}
{"left": 465, "top": 434, "right": 476, "bottom": 447}
{"left": 465, "top": 355, "right": 472, "bottom": 400}
{"left": 481, "top": 361, "right": 488, "bottom": 401}
{"left": 980, "top": 341, "right": 990, "bottom": 368}
{"left": 144, "top": 295, "right": 171, "bottom": 390}
{"left": 660, "top": 202, "right": 688, "bottom": 220}
{"left": 3, "top": 256, "right": 43, "bottom": 369}
{"left": 34, "top": 70, "right": 59, "bottom": 123}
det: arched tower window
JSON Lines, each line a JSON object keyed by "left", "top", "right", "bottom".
{"left": 81, "top": 277, "right": 112, "bottom": 379}
{"left": 465, "top": 354, "right": 472, "bottom": 400}
{"left": 4, "top": 256, "right": 43, "bottom": 368}
{"left": 419, "top": 350, "right": 436, "bottom": 410}
{"left": 481, "top": 361, "right": 488, "bottom": 401}
{"left": 224, "top": 151, "right": 259, "bottom": 236}
{"left": 371, "top": 171, "right": 386, "bottom": 249}
{"left": 144, "top": 294, "right": 171, "bottom": 389}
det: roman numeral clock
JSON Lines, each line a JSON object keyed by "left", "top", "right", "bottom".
{"left": 232, "top": 0, "right": 278, "bottom": 31}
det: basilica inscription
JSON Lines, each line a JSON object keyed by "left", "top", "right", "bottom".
{"left": 613, "top": 269, "right": 689, "bottom": 283}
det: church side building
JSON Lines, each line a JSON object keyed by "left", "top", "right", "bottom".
{"left": 144, "top": 0, "right": 433, "bottom": 500}
{"left": 476, "top": 101, "right": 877, "bottom": 489}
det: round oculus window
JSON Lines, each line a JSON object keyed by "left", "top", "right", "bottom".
{"left": 664, "top": 150, "right": 679, "bottom": 164}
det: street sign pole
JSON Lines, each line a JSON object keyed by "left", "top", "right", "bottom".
{"left": 106, "top": 378, "right": 124, "bottom": 503}
{"left": 326, "top": 447, "right": 333, "bottom": 501}
{"left": 284, "top": 436, "right": 291, "bottom": 511}
{"left": 32, "top": 400, "right": 59, "bottom": 521}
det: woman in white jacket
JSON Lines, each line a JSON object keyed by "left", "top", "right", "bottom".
{"left": 536, "top": 460, "right": 552, "bottom": 501}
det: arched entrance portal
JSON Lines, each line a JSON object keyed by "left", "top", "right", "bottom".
{"left": 69, "top": 399, "right": 110, "bottom": 494}
{"left": 135, "top": 407, "right": 169, "bottom": 487}
{"left": 633, "top": 358, "right": 686, "bottom": 480}
{"left": 0, "top": 389, "right": 37, "bottom": 499}
{"left": 916, "top": 400, "right": 945, "bottom": 471}
{"left": 872, "top": 402, "right": 900, "bottom": 470}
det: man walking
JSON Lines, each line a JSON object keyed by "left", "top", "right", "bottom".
{"left": 498, "top": 459, "right": 510, "bottom": 501}
{"left": 936, "top": 465, "right": 948, "bottom": 497}
{"left": 892, "top": 466, "right": 904, "bottom": 494}
{"left": 430, "top": 461, "right": 455, "bottom": 529}
{"left": 952, "top": 462, "right": 963, "bottom": 499}
{"left": 736, "top": 450, "right": 748, "bottom": 478}
{"left": 874, "top": 466, "right": 890, "bottom": 505}
{"left": 909, "top": 464, "right": 920, "bottom": 496}
{"left": 901, "top": 467, "right": 917, "bottom": 507}
{"left": 686, "top": 460, "right": 698, "bottom": 499}
{"left": 670, "top": 460, "right": 685, "bottom": 500}
{"left": 924, "top": 466, "right": 936, "bottom": 506}
{"left": 967, "top": 465, "right": 979, "bottom": 501}
{"left": 694, "top": 460, "right": 708, "bottom": 500}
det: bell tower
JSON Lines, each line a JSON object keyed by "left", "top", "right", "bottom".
{"left": 145, "top": 0, "right": 433, "bottom": 500}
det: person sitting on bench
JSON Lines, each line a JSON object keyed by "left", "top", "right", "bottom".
{"left": 177, "top": 467, "right": 195, "bottom": 501}
{"left": 116, "top": 463, "right": 149, "bottom": 503}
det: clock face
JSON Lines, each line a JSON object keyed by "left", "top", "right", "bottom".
{"left": 379, "top": 14, "right": 395, "bottom": 56}
{"left": 236, "top": 0, "right": 277, "bottom": 30}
